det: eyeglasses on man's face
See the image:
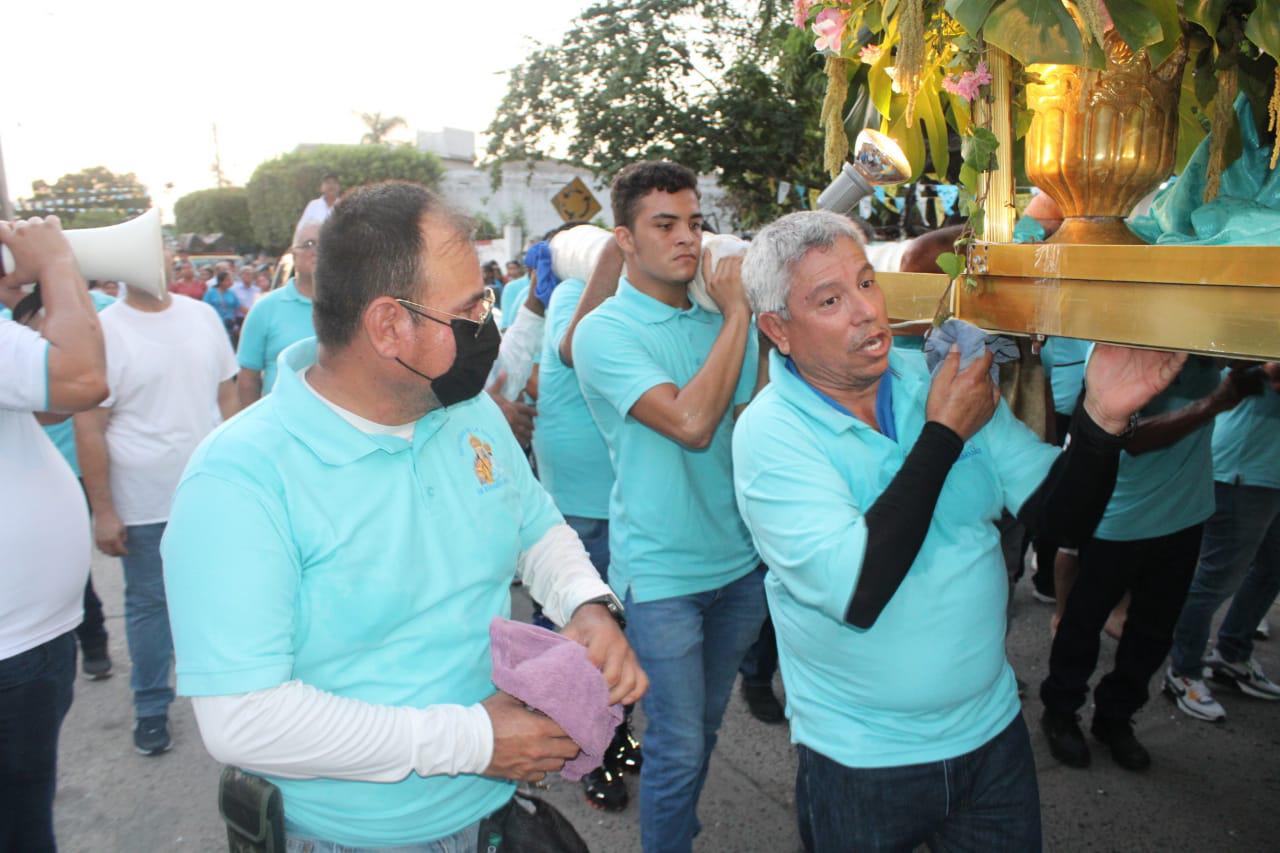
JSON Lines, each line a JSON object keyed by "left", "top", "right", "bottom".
{"left": 396, "top": 286, "right": 496, "bottom": 338}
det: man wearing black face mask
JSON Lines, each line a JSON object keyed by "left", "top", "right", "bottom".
{"left": 160, "top": 182, "right": 647, "bottom": 849}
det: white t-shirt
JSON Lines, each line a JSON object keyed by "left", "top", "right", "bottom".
{"left": 230, "top": 281, "right": 262, "bottom": 310}
{"left": 301, "top": 197, "right": 334, "bottom": 224}
{"left": 100, "top": 296, "right": 238, "bottom": 525}
{"left": 0, "top": 319, "right": 90, "bottom": 660}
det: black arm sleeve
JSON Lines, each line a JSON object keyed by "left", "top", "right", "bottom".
{"left": 845, "top": 422, "right": 964, "bottom": 629}
{"left": 1014, "top": 399, "right": 1127, "bottom": 544}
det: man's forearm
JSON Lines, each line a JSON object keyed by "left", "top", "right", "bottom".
{"left": 192, "top": 682, "right": 493, "bottom": 782}
{"left": 40, "top": 258, "right": 107, "bottom": 411}
{"left": 665, "top": 310, "right": 751, "bottom": 442}
{"left": 1123, "top": 394, "right": 1224, "bottom": 456}
{"left": 560, "top": 242, "right": 624, "bottom": 367}
{"left": 237, "top": 368, "right": 263, "bottom": 408}
{"left": 518, "top": 524, "right": 614, "bottom": 626}
{"left": 218, "top": 379, "right": 239, "bottom": 421}
{"left": 1016, "top": 402, "right": 1125, "bottom": 544}
{"left": 75, "top": 415, "right": 116, "bottom": 515}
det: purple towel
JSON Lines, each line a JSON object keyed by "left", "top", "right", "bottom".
{"left": 489, "top": 617, "right": 623, "bottom": 781}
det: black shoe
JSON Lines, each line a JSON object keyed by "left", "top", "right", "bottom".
{"left": 604, "top": 722, "right": 642, "bottom": 775}
{"left": 81, "top": 648, "right": 113, "bottom": 680}
{"left": 741, "top": 681, "right": 786, "bottom": 725}
{"left": 1041, "top": 709, "right": 1090, "bottom": 768}
{"left": 581, "top": 765, "right": 628, "bottom": 812}
{"left": 133, "top": 716, "right": 172, "bottom": 756}
{"left": 1031, "top": 570, "right": 1056, "bottom": 604}
{"left": 1091, "top": 716, "right": 1151, "bottom": 772}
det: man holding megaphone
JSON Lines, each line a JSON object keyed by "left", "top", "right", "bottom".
{"left": 0, "top": 215, "right": 109, "bottom": 851}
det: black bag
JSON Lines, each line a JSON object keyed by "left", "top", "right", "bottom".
{"left": 219, "top": 766, "right": 286, "bottom": 853}
{"left": 477, "top": 792, "right": 590, "bottom": 853}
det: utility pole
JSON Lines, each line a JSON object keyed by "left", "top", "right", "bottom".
{"left": 0, "top": 133, "right": 14, "bottom": 219}
{"left": 211, "top": 123, "right": 229, "bottom": 188}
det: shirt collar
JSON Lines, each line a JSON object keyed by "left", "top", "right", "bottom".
{"left": 771, "top": 348, "right": 916, "bottom": 439}
{"left": 280, "top": 279, "right": 312, "bottom": 304}
{"left": 615, "top": 277, "right": 712, "bottom": 325}
{"left": 272, "top": 338, "right": 448, "bottom": 465}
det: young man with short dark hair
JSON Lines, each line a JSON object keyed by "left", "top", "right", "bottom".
{"left": 572, "top": 161, "right": 764, "bottom": 853}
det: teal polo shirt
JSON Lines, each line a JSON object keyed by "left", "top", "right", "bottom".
{"left": 1041, "top": 337, "right": 1090, "bottom": 416}
{"left": 573, "top": 279, "right": 759, "bottom": 602}
{"left": 161, "top": 338, "right": 562, "bottom": 847}
{"left": 1094, "top": 356, "right": 1222, "bottom": 541}
{"left": 237, "top": 279, "right": 314, "bottom": 393}
{"left": 734, "top": 348, "right": 1059, "bottom": 768}
{"left": 498, "top": 277, "right": 529, "bottom": 331}
{"left": 532, "top": 278, "right": 612, "bottom": 519}
{"left": 1212, "top": 375, "right": 1280, "bottom": 489}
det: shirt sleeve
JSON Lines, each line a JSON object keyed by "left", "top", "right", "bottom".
{"left": 162, "top": 472, "right": 301, "bottom": 696}
{"left": 237, "top": 298, "right": 269, "bottom": 371}
{"left": 733, "top": 321, "right": 760, "bottom": 407}
{"left": 732, "top": 409, "right": 866, "bottom": 624}
{"left": 982, "top": 399, "right": 1062, "bottom": 516}
{"left": 573, "top": 312, "right": 673, "bottom": 419}
{"left": 0, "top": 318, "right": 50, "bottom": 412}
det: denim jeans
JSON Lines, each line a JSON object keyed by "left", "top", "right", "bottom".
{"left": 0, "top": 631, "right": 76, "bottom": 853}
{"left": 1170, "top": 482, "right": 1280, "bottom": 676}
{"left": 795, "top": 715, "right": 1041, "bottom": 853}
{"left": 121, "top": 522, "right": 175, "bottom": 719}
{"left": 624, "top": 566, "right": 767, "bottom": 853}
{"left": 286, "top": 818, "right": 481, "bottom": 853}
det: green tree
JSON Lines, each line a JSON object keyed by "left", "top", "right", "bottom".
{"left": 472, "top": 212, "right": 501, "bottom": 240}
{"left": 245, "top": 144, "right": 444, "bottom": 251}
{"left": 485, "top": 0, "right": 828, "bottom": 228}
{"left": 359, "top": 112, "right": 409, "bottom": 145}
{"left": 18, "top": 166, "right": 150, "bottom": 227}
{"left": 173, "top": 187, "right": 254, "bottom": 250}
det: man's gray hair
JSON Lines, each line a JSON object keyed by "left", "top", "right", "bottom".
{"left": 741, "top": 211, "right": 866, "bottom": 318}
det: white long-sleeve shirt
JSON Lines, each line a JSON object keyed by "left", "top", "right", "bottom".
{"left": 191, "top": 522, "right": 611, "bottom": 782}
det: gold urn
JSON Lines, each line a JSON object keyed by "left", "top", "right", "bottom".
{"left": 1024, "top": 30, "right": 1187, "bottom": 244}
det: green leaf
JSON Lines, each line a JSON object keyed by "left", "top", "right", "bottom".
{"left": 1244, "top": 0, "right": 1280, "bottom": 60}
{"left": 946, "top": 92, "right": 974, "bottom": 136}
{"left": 1104, "top": 0, "right": 1162, "bottom": 52}
{"left": 1176, "top": 59, "right": 1211, "bottom": 173}
{"left": 936, "top": 251, "right": 965, "bottom": 278}
{"left": 919, "top": 81, "right": 951, "bottom": 179}
{"left": 959, "top": 162, "right": 980, "bottom": 195}
{"left": 1193, "top": 45, "right": 1218, "bottom": 109}
{"left": 982, "top": 0, "right": 1089, "bottom": 66}
{"left": 963, "top": 127, "right": 1000, "bottom": 172}
{"left": 865, "top": 0, "right": 883, "bottom": 33}
{"left": 1140, "top": 0, "right": 1183, "bottom": 70}
{"left": 869, "top": 32, "right": 897, "bottom": 118}
{"left": 1183, "top": 0, "right": 1228, "bottom": 39}
{"left": 887, "top": 105, "right": 927, "bottom": 180}
{"left": 944, "top": 0, "right": 1001, "bottom": 35}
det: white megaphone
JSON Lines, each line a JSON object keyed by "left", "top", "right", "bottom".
{"left": 1, "top": 208, "right": 167, "bottom": 298}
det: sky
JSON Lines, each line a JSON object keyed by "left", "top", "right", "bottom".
{"left": 4, "top": 0, "right": 592, "bottom": 218}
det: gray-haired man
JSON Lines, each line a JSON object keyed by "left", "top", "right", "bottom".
{"left": 731, "top": 210, "right": 1186, "bottom": 851}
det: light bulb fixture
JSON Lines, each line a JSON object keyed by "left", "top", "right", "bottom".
{"left": 816, "top": 129, "right": 912, "bottom": 214}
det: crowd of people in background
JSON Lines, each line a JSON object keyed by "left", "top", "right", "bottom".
{"left": 2, "top": 162, "right": 1277, "bottom": 853}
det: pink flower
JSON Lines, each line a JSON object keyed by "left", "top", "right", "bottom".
{"left": 813, "top": 8, "right": 849, "bottom": 53}
{"left": 941, "top": 61, "right": 993, "bottom": 101}
{"left": 859, "top": 43, "right": 882, "bottom": 63}
{"left": 793, "top": 0, "right": 815, "bottom": 27}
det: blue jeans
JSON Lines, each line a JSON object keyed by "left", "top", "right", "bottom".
{"left": 795, "top": 715, "right": 1041, "bottom": 853}
{"left": 0, "top": 631, "right": 76, "bottom": 853}
{"left": 625, "top": 566, "right": 767, "bottom": 853}
{"left": 287, "top": 818, "right": 480, "bottom": 853}
{"left": 1170, "top": 482, "right": 1280, "bottom": 676}
{"left": 122, "top": 522, "right": 175, "bottom": 719}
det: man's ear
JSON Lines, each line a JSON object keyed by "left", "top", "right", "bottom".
{"left": 614, "top": 225, "right": 636, "bottom": 256}
{"left": 757, "top": 312, "right": 790, "bottom": 356}
{"left": 363, "top": 297, "right": 411, "bottom": 360}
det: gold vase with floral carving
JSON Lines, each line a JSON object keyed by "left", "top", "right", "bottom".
{"left": 1024, "top": 30, "right": 1187, "bottom": 244}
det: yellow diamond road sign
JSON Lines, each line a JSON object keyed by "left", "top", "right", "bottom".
{"left": 552, "top": 176, "right": 602, "bottom": 223}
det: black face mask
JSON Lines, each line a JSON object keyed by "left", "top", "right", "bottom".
{"left": 397, "top": 314, "right": 501, "bottom": 407}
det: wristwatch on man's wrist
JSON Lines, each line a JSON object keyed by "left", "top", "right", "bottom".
{"left": 575, "top": 594, "right": 626, "bottom": 630}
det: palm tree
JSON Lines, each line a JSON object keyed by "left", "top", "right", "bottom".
{"left": 358, "top": 112, "right": 408, "bottom": 145}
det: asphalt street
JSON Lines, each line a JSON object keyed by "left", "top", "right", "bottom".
{"left": 53, "top": 547, "right": 1280, "bottom": 852}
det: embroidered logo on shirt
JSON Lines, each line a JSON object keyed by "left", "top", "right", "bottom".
{"left": 469, "top": 434, "right": 496, "bottom": 485}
